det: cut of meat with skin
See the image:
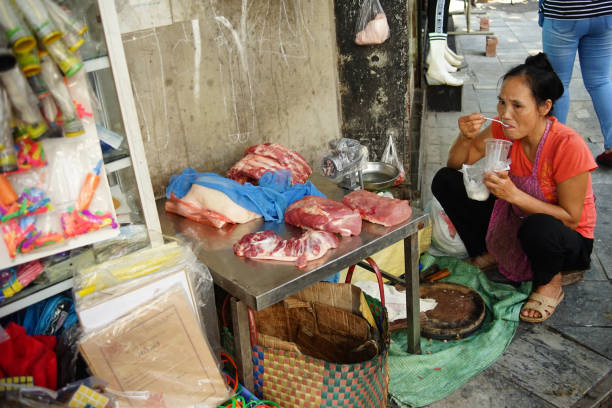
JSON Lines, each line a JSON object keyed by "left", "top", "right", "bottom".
{"left": 165, "top": 196, "right": 234, "bottom": 228}
{"left": 233, "top": 229, "right": 339, "bottom": 269}
{"left": 164, "top": 185, "right": 262, "bottom": 229}
{"left": 245, "top": 143, "right": 312, "bottom": 183}
{"left": 227, "top": 143, "right": 312, "bottom": 185}
{"left": 284, "top": 196, "right": 362, "bottom": 236}
{"left": 342, "top": 189, "right": 412, "bottom": 227}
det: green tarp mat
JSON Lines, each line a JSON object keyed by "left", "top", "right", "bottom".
{"left": 388, "top": 253, "right": 532, "bottom": 407}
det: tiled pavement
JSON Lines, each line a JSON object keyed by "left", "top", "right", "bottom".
{"left": 417, "top": 1, "right": 612, "bottom": 406}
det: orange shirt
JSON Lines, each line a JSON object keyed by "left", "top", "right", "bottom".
{"left": 492, "top": 117, "right": 597, "bottom": 239}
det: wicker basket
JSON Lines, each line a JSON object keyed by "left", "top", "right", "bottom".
{"left": 250, "top": 259, "right": 389, "bottom": 408}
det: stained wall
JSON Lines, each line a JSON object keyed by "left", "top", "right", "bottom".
{"left": 116, "top": 0, "right": 342, "bottom": 197}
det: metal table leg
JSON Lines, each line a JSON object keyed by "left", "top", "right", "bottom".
{"left": 404, "top": 232, "right": 421, "bottom": 354}
{"left": 230, "top": 297, "right": 254, "bottom": 391}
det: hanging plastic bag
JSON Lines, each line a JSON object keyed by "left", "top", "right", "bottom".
{"left": 381, "top": 131, "right": 405, "bottom": 185}
{"left": 355, "top": 0, "right": 390, "bottom": 45}
{"left": 429, "top": 196, "right": 468, "bottom": 257}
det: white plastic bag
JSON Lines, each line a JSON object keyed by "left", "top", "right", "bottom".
{"left": 429, "top": 196, "right": 468, "bottom": 257}
{"left": 381, "top": 131, "right": 405, "bottom": 185}
{"left": 355, "top": 0, "right": 390, "bottom": 45}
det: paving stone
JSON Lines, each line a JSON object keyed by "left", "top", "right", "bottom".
{"left": 427, "top": 366, "right": 556, "bottom": 408}
{"left": 592, "top": 182, "right": 612, "bottom": 280}
{"left": 543, "top": 281, "right": 612, "bottom": 327}
{"left": 462, "top": 84, "right": 481, "bottom": 113}
{"left": 584, "top": 252, "right": 608, "bottom": 282}
{"left": 496, "top": 324, "right": 611, "bottom": 407}
{"left": 568, "top": 78, "right": 591, "bottom": 101}
{"left": 476, "top": 89, "right": 499, "bottom": 112}
{"left": 553, "top": 327, "right": 612, "bottom": 361}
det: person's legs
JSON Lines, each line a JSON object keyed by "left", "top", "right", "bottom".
{"left": 431, "top": 167, "right": 496, "bottom": 258}
{"left": 578, "top": 15, "right": 612, "bottom": 154}
{"left": 542, "top": 18, "right": 582, "bottom": 123}
{"left": 518, "top": 213, "right": 593, "bottom": 319}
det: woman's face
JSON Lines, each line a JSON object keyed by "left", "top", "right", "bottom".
{"left": 497, "top": 75, "right": 549, "bottom": 140}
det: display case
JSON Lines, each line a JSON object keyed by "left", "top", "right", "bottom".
{"left": 0, "top": 0, "right": 162, "bottom": 317}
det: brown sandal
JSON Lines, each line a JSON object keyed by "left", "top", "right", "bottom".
{"left": 561, "top": 270, "right": 585, "bottom": 286}
{"left": 468, "top": 255, "right": 498, "bottom": 273}
{"left": 520, "top": 291, "right": 564, "bottom": 323}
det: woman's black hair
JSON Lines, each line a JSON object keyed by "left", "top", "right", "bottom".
{"left": 502, "top": 52, "right": 564, "bottom": 115}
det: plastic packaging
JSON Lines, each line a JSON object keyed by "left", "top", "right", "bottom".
{"left": 16, "top": 49, "right": 42, "bottom": 77}
{"left": 76, "top": 160, "right": 101, "bottom": 210}
{"left": 0, "top": 51, "right": 48, "bottom": 140}
{"left": 44, "top": 38, "right": 82, "bottom": 77}
{"left": 0, "top": 88, "right": 18, "bottom": 173}
{"left": 14, "top": 0, "right": 62, "bottom": 45}
{"left": 44, "top": 0, "right": 86, "bottom": 53}
{"left": 429, "top": 196, "right": 468, "bottom": 257}
{"left": 44, "top": 0, "right": 88, "bottom": 36}
{"left": 381, "top": 131, "right": 405, "bottom": 185}
{"left": 74, "top": 243, "right": 230, "bottom": 407}
{"left": 0, "top": 0, "right": 36, "bottom": 53}
{"left": 355, "top": 0, "right": 390, "bottom": 45}
{"left": 39, "top": 52, "right": 83, "bottom": 137}
{"left": 462, "top": 163, "right": 490, "bottom": 201}
{"left": 92, "top": 223, "right": 150, "bottom": 263}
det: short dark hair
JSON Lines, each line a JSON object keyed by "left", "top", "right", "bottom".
{"left": 502, "top": 52, "right": 564, "bottom": 115}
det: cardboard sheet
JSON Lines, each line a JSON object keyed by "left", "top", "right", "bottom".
{"left": 79, "top": 288, "right": 229, "bottom": 408}
{"left": 77, "top": 267, "right": 198, "bottom": 333}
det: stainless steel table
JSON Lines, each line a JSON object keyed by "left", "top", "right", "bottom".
{"left": 157, "top": 176, "right": 429, "bottom": 389}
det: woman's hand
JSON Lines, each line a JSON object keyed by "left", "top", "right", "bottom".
{"left": 458, "top": 113, "right": 486, "bottom": 140}
{"left": 483, "top": 171, "right": 518, "bottom": 202}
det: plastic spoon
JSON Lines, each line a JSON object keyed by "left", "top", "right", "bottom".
{"left": 482, "top": 116, "right": 511, "bottom": 128}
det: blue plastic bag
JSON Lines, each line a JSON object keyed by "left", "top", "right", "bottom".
{"left": 166, "top": 169, "right": 325, "bottom": 222}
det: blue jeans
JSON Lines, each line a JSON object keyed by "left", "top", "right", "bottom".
{"left": 542, "top": 15, "right": 612, "bottom": 149}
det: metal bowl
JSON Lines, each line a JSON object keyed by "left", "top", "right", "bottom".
{"left": 361, "top": 162, "right": 399, "bottom": 191}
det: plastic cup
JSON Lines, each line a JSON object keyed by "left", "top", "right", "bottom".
{"left": 462, "top": 164, "right": 490, "bottom": 201}
{"left": 485, "top": 138, "right": 512, "bottom": 172}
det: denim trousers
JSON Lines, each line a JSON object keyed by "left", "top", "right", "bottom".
{"left": 542, "top": 15, "right": 612, "bottom": 149}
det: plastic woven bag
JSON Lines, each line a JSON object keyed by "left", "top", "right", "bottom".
{"left": 381, "top": 132, "right": 405, "bottom": 185}
{"left": 355, "top": 0, "right": 390, "bottom": 45}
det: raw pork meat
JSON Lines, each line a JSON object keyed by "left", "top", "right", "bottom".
{"left": 165, "top": 184, "right": 261, "bottom": 228}
{"left": 342, "top": 190, "right": 412, "bottom": 227}
{"left": 233, "top": 229, "right": 339, "bottom": 269}
{"left": 227, "top": 143, "right": 312, "bottom": 185}
{"left": 355, "top": 14, "right": 390, "bottom": 45}
{"left": 285, "top": 196, "right": 362, "bottom": 237}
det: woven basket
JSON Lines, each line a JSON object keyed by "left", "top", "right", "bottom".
{"left": 250, "top": 258, "right": 389, "bottom": 408}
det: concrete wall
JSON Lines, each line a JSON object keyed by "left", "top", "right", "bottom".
{"left": 116, "top": 0, "right": 342, "bottom": 197}
{"left": 334, "top": 0, "right": 421, "bottom": 194}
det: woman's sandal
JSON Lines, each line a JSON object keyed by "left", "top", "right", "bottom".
{"left": 519, "top": 291, "right": 565, "bottom": 323}
{"left": 468, "top": 255, "right": 498, "bottom": 274}
{"left": 561, "top": 270, "right": 586, "bottom": 286}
